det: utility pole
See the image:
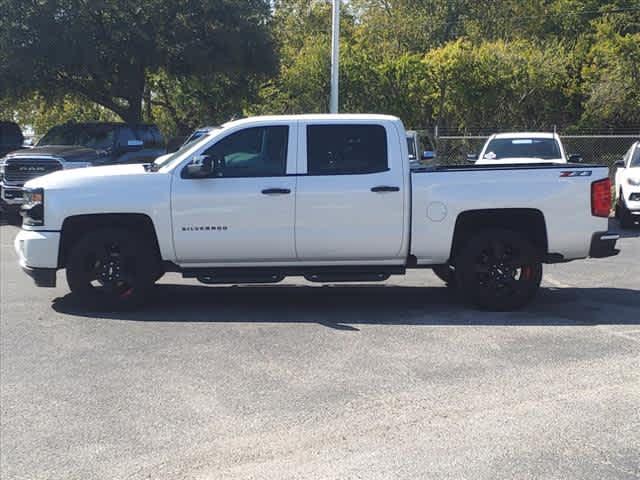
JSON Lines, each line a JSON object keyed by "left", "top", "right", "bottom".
{"left": 330, "top": 0, "right": 340, "bottom": 114}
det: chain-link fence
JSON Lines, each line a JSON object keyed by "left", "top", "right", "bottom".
{"left": 413, "top": 129, "right": 640, "bottom": 170}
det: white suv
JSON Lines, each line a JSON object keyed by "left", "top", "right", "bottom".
{"left": 614, "top": 141, "right": 640, "bottom": 228}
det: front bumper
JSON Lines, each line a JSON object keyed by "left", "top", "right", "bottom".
{"left": 21, "top": 264, "right": 57, "bottom": 288}
{"left": 589, "top": 231, "right": 620, "bottom": 259}
{"left": 14, "top": 229, "right": 61, "bottom": 287}
{"left": 624, "top": 188, "right": 640, "bottom": 212}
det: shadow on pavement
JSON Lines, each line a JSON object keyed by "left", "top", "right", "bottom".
{"left": 51, "top": 283, "right": 640, "bottom": 329}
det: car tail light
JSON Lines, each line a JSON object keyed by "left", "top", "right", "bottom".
{"left": 591, "top": 178, "right": 611, "bottom": 217}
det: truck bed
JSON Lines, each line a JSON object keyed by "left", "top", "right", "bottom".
{"left": 409, "top": 163, "right": 610, "bottom": 265}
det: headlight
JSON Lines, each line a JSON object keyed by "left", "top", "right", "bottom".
{"left": 0, "top": 160, "right": 5, "bottom": 181}
{"left": 21, "top": 188, "right": 45, "bottom": 226}
{"left": 628, "top": 177, "right": 640, "bottom": 186}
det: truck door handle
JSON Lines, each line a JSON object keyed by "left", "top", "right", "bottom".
{"left": 261, "top": 188, "right": 291, "bottom": 195}
{"left": 371, "top": 186, "right": 400, "bottom": 193}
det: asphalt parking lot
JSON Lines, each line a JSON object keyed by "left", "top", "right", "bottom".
{"left": 1, "top": 221, "right": 639, "bottom": 480}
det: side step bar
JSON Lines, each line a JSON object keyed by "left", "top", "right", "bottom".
{"left": 181, "top": 266, "right": 405, "bottom": 285}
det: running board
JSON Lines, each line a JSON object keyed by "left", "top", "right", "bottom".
{"left": 181, "top": 266, "right": 405, "bottom": 285}
{"left": 197, "top": 273, "right": 285, "bottom": 285}
{"left": 304, "top": 272, "right": 390, "bottom": 283}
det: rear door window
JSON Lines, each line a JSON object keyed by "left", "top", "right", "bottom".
{"left": 306, "top": 125, "right": 388, "bottom": 175}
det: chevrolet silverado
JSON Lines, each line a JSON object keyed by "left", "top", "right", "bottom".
{"left": 14, "top": 115, "right": 619, "bottom": 311}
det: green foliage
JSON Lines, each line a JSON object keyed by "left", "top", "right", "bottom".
{"left": 420, "top": 39, "right": 575, "bottom": 130}
{"left": 258, "top": 0, "right": 640, "bottom": 132}
{"left": 580, "top": 18, "right": 640, "bottom": 129}
{"left": 0, "top": 0, "right": 275, "bottom": 123}
{"left": 1, "top": 0, "right": 639, "bottom": 135}
{"left": 149, "top": 71, "right": 262, "bottom": 136}
{"left": 0, "top": 94, "right": 118, "bottom": 136}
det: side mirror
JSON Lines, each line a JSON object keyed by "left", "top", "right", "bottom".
{"left": 422, "top": 151, "right": 435, "bottom": 161}
{"left": 184, "top": 155, "right": 214, "bottom": 178}
{"left": 614, "top": 159, "right": 625, "bottom": 169}
{"left": 568, "top": 153, "right": 583, "bottom": 163}
{"left": 467, "top": 153, "right": 478, "bottom": 162}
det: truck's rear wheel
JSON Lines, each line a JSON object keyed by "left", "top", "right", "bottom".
{"left": 66, "top": 227, "right": 157, "bottom": 309}
{"left": 455, "top": 229, "right": 542, "bottom": 311}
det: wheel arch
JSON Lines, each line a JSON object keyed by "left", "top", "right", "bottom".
{"left": 449, "top": 209, "right": 548, "bottom": 263}
{"left": 58, "top": 213, "right": 162, "bottom": 268}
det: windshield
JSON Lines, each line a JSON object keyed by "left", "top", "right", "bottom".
{"left": 183, "top": 130, "right": 211, "bottom": 146}
{"left": 154, "top": 130, "right": 220, "bottom": 170}
{"left": 38, "top": 124, "right": 116, "bottom": 150}
{"left": 483, "top": 138, "right": 561, "bottom": 160}
{"left": 631, "top": 146, "right": 640, "bottom": 168}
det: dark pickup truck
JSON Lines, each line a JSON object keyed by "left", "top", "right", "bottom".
{"left": 0, "top": 122, "right": 165, "bottom": 212}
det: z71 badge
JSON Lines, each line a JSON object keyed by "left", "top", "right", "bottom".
{"left": 560, "top": 171, "right": 592, "bottom": 177}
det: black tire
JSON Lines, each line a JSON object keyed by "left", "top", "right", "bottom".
{"left": 0, "top": 204, "right": 22, "bottom": 225}
{"left": 66, "top": 227, "right": 158, "bottom": 310}
{"left": 455, "top": 229, "right": 543, "bottom": 311}
{"left": 432, "top": 264, "right": 456, "bottom": 288}
{"left": 618, "top": 201, "right": 637, "bottom": 229}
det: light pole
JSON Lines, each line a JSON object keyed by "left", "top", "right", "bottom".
{"left": 330, "top": 0, "right": 340, "bottom": 114}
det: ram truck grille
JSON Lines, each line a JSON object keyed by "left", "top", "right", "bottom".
{"left": 3, "top": 158, "right": 63, "bottom": 184}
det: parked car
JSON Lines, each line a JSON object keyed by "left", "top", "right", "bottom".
{"left": 470, "top": 132, "right": 581, "bottom": 165}
{"left": 0, "top": 122, "right": 165, "bottom": 212}
{"left": 15, "top": 114, "right": 618, "bottom": 311}
{"left": 614, "top": 141, "right": 640, "bottom": 228}
{"left": 0, "top": 121, "right": 26, "bottom": 218}
{"left": 0, "top": 121, "right": 25, "bottom": 157}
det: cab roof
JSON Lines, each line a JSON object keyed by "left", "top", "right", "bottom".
{"left": 223, "top": 114, "right": 401, "bottom": 128}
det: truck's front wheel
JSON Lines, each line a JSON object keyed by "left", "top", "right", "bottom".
{"left": 432, "top": 264, "right": 456, "bottom": 288}
{"left": 618, "top": 200, "right": 637, "bottom": 229}
{"left": 66, "top": 227, "right": 157, "bottom": 310}
{"left": 455, "top": 229, "right": 542, "bottom": 311}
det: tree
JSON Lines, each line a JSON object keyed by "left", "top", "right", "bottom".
{"left": 0, "top": 94, "right": 118, "bottom": 136}
{"left": 0, "top": 0, "right": 276, "bottom": 123}
{"left": 579, "top": 15, "right": 640, "bottom": 129}
{"left": 149, "top": 70, "right": 262, "bottom": 136}
{"left": 417, "top": 39, "right": 576, "bottom": 132}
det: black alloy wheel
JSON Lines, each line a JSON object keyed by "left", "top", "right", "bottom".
{"left": 455, "top": 229, "right": 543, "bottom": 311}
{"left": 66, "top": 228, "right": 157, "bottom": 309}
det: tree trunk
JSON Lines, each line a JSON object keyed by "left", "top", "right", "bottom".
{"left": 143, "top": 87, "right": 152, "bottom": 122}
{"left": 120, "top": 96, "right": 143, "bottom": 124}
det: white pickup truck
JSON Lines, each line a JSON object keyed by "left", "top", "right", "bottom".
{"left": 15, "top": 114, "right": 619, "bottom": 311}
